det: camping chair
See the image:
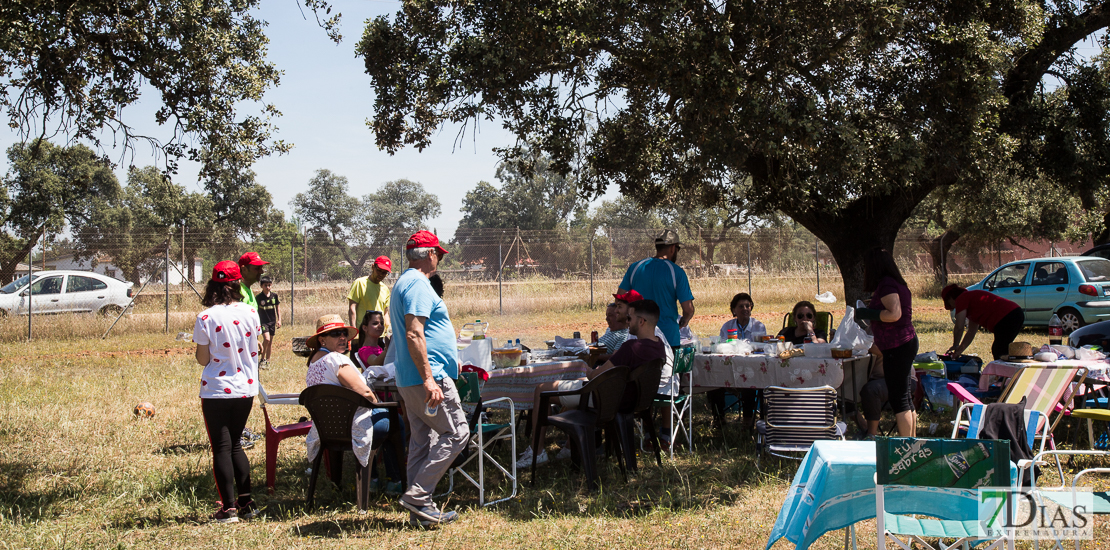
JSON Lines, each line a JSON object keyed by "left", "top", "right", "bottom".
{"left": 950, "top": 402, "right": 1042, "bottom": 453}
{"left": 298, "top": 385, "right": 400, "bottom": 511}
{"left": 258, "top": 383, "right": 313, "bottom": 493}
{"left": 755, "top": 385, "right": 846, "bottom": 468}
{"left": 532, "top": 366, "right": 629, "bottom": 492}
{"left": 1021, "top": 449, "right": 1110, "bottom": 550}
{"left": 875, "top": 437, "right": 1015, "bottom": 550}
{"left": 439, "top": 372, "right": 518, "bottom": 506}
{"left": 949, "top": 365, "right": 1088, "bottom": 484}
{"left": 1070, "top": 408, "right": 1110, "bottom": 451}
{"left": 781, "top": 310, "right": 836, "bottom": 341}
{"left": 653, "top": 347, "right": 695, "bottom": 459}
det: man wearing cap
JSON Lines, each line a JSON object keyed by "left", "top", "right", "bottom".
{"left": 389, "top": 230, "right": 467, "bottom": 527}
{"left": 942, "top": 284, "right": 1025, "bottom": 360}
{"left": 617, "top": 229, "right": 696, "bottom": 349}
{"left": 237, "top": 252, "right": 268, "bottom": 321}
{"left": 347, "top": 256, "right": 393, "bottom": 329}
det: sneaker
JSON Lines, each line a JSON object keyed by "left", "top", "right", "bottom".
{"left": 409, "top": 511, "right": 434, "bottom": 528}
{"left": 514, "top": 446, "right": 534, "bottom": 469}
{"left": 555, "top": 446, "right": 572, "bottom": 460}
{"left": 211, "top": 507, "right": 238, "bottom": 523}
{"left": 236, "top": 499, "right": 260, "bottom": 520}
{"left": 400, "top": 500, "right": 458, "bottom": 525}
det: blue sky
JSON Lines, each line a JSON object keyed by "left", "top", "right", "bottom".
{"left": 0, "top": 1, "right": 607, "bottom": 238}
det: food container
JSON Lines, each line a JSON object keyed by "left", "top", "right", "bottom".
{"left": 492, "top": 348, "right": 523, "bottom": 368}
{"left": 803, "top": 343, "right": 834, "bottom": 358}
{"left": 831, "top": 347, "right": 853, "bottom": 359}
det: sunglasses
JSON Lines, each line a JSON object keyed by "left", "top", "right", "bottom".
{"left": 796, "top": 312, "right": 814, "bottom": 320}
{"left": 323, "top": 330, "right": 349, "bottom": 339}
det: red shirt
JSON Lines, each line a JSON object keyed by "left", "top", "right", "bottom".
{"left": 954, "top": 290, "right": 1020, "bottom": 331}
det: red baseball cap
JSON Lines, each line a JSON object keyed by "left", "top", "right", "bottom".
{"left": 212, "top": 260, "right": 242, "bottom": 282}
{"left": 406, "top": 230, "right": 449, "bottom": 256}
{"left": 941, "top": 284, "right": 961, "bottom": 309}
{"left": 238, "top": 251, "right": 269, "bottom": 266}
{"left": 374, "top": 255, "right": 392, "bottom": 271}
{"left": 613, "top": 290, "right": 643, "bottom": 304}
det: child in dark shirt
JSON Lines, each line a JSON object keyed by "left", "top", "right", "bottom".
{"left": 255, "top": 276, "right": 281, "bottom": 367}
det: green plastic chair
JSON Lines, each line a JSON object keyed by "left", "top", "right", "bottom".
{"left": 782, "top": 310, "right": 836, "bottom": 340}
{"left": 438, "top": 372, "right": 518, "bottom": 506}
{"left": 652, "top": 347, "right": 695, "bottom": 459}
{"left": 875, "top": 437, "right": 1015, "bottom": 550}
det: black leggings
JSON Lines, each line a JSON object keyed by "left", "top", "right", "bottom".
{"left": 881, "top": 336, "right": 918, "bottom": 414}
{"left": 201, "top": 398, "right": 253, "bottom": 508}
{"left": 990, "top": 308, "right": 1025, "bottom": 360}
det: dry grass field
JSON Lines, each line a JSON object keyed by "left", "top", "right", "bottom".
{"left": 0, "top": 273, "right": 1107, "bottom": 549}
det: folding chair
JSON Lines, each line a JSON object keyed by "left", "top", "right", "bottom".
{"left": 950, "top": 403, "right": 1042, "bottom": 454}
{"left": 1022, "top": 449, "right": 1110, "bottom": 550}
{"left": 653, "top": 347, "right": 694, "bottom": 459}
{"left": 258, "top": 383, "right": 312, "bottom": 493}
{"left": 781, "top": 310, "right": 836, "bottom": 340}
{"left": 440, "top": 372, "right": 518, "bottom": 506}
{"left": 949, "top": 365, "right": 1088, "bottom": 484}
{"left": 755, "top": 385, "right": 846, "bottom": 468}
{"left": 876, "top": 438, "right": 1014, "bottom": 550}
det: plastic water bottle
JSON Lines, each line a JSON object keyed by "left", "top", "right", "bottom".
{"left": 472, "top": 319, "right": 486, "bottom": 340}
{"left": 1049, "top": 314, "right": 1063, "bottom": 345}
{"left": 515, "top": 338, "right": 522, "bottom": 349}
{"left": 425, "top": 402, "right": 439, "bottom": 417}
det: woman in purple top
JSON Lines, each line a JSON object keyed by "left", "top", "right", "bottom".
{"left": 857, "top": 247, "right": 918, "bottom": 437}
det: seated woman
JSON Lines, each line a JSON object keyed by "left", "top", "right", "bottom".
{"left": 350, "top": 310, "right": 390, "bottom": 368}
{"left": 305, "top": 314, "right": 403, "bottom": 493}
{"left": 711, "top": 293, "right": 768, "bottom": 429}
{"left": 777, "top": 300, "right": 828, "bottom": 345}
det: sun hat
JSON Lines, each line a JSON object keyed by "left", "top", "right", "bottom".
{"left": 374, "top": 255, "right": 393, "bottom": 271}
{"left": 1004, "top": 341, "right": 1036, "bottom": 363}
{"left": 306, "top": 314, "right": 359, "bottom": 349}
{"left": 613, "top": 290, "right": 644, "bottom": 304}
{"left": 238, "top": 251, "right": 269, "bottom": 266}
{"left": 940, "top": 284, "right": 962, "bottom": 309}
{"left": 212, "top": 260, "right": 242, "bottom": 282}
{"left": 406, "top": 230, "right": 449, "bottom": 256}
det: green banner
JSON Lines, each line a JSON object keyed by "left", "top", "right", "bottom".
{"left": 876, "top": 438, "right": 1010, "bottom": 488}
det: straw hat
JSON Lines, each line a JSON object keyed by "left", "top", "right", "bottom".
{"left": 306, "top": 314, "right": 358, "bottom": 349}
{"left": 1004, "top": 341, "right": 1036, "bottom": 363}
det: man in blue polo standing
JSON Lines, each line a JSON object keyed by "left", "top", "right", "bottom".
{"left": 390, "top": 230, "right": 468, "bottom": 528}
{"left": 617, "top": 229, "right": 696, "bottom": 349}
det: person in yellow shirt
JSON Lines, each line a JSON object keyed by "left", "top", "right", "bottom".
{"left": 347, "top": 256, "right": 392, "bottom": 328}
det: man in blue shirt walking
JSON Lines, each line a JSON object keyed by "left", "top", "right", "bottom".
{"left": 390, "top": 230, "right": 468, "bottom": 527}
{"left": 617, "top": 229, "right": 696, "bottom": 348}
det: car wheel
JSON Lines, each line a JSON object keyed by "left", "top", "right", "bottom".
{"left": 1058, "top": 308, "right": 1085, "bottom": 333}
{"left": 98, "top": 305, "right": 124, "bottom": 317}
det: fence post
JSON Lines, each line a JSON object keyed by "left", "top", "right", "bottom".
{"left": 747, "top": 236, "right": 752, "bottom": 296}
{"left": 290, "top": 237, "right": 295, "bottom": 328}
{"left": 589, "top": 236, "right": 594, "bottom": 309}
{"left": 27, "top": 240, "right": 33, "bottom": 341}
{"left": 498, "top": 242, "right": 503, "bottom": 315}
{"left": 815, "top": 237, "right": 821, "bottom": 295}
{"left": 165, "top": 239, "right": 170, "bottom": 333}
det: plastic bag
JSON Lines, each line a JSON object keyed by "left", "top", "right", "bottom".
{"left": 830, "top": 305, "right": 874, "bottom": 352}
{"left": 457, "top": 338, "right": 493, "bottom": 371}
{"left": 921, "top": 374, "right": 954, "bottom": 411}
{"left": 815, "top": 291, "right": 837, "bottom": 303}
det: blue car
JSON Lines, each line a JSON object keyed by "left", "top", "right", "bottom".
{"left": 965, "top": 256, "right": 1110, "bottom": 332}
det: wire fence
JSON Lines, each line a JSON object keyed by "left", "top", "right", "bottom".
{"left": 2, "top": 225, "right": 1092, "bottom": 340}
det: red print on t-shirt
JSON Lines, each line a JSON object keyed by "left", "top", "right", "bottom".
{"left": 237, "top": 348, "right": 243, "bottom": 353}
{"left": 202, "top": 380, "right": 207, "bottom": 386}
{"left": 233, "top": 320, "right": 240, "bottom": 325}
{"left": 201, "top": 314, "right": 208, "bottom": 320}
{"left": 251, "top": 352, "right": 257, "bottom": 357}
{"left": 224, "top": 388, "right": 232, "bottom": 394}
{"left": 245, "top": 331, "right": 251, "bottom": 337}
{"left": 223, "top": 342, "right": 231, "bottom": 348}
{"left": 247, "top": 379, "right": 254, "bottom": 384}
{"left": 219, "top": 371, "right": 226, "bottom": 376}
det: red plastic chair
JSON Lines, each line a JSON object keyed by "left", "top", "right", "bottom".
{"left": 259, "top": 384, "right": 312, "bottom": 493}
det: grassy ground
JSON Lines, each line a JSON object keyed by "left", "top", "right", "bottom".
{"left": 0, "top": 274, "right": 1107, "bottom": 549}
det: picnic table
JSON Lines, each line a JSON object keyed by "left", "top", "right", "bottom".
{"left": 692, "top": 353, "right": 868, "bottom": 390}
{"left": 481, "top": 359, "right": 591, "bottom": 410}
{"left": 765, "top": 440, "right": 1018, "bottom": 550}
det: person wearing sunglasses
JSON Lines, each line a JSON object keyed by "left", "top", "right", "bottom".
{"left": 776, "top": 300, "right": 828, "bottom": 345}
{"left": 303, "top": 314, "right": 402, "bottom": 496}
{"left": 351, "top": 310, "right": 390, "bottom": 368}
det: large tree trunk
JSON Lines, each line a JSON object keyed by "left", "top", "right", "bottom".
{"left": 919, "top": 230, "right": 960, "bottom": 286}
{"left": 0, "top": 233, "right": 40, "bottom": 284}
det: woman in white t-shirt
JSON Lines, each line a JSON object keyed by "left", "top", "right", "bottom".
{"left": 304, "top": 314, "right": 402, "bottom": 493}
{"left": 193, "top": 261, "right": 261, "bottom": 523}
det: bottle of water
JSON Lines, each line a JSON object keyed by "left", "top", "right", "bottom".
{"left": 1048, "top": 314, "right": 1063, "bottom": 345}
{"left": 472, "top": 319, "right": 486, "bottom": 340}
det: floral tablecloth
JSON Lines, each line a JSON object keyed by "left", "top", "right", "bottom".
{"left": 693, "top": 353, "right": 864, "bottom": 389}
{"left": 481, "top": 359, "right": 591, "bottom": 410}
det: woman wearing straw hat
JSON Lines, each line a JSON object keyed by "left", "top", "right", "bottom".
{"left": 193, "top": 260, "right": 262, "bottom": 523}
{"left": 303, "top": 314, "right": 402, "bottom": 494}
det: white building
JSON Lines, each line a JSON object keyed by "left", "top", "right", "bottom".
{"left": 44, "top": 253, "right": 203, "bottom": 284}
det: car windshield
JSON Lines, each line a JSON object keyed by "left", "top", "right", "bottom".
{"left": 0, "top": 274, "right": 38, "bottom": 294}
{"left": 1078, "top": 260, "right": 1110, "bottom": 282}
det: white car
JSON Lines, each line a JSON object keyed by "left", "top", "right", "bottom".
{"left": 0, "top": 270, "right": 133, "bottom": 316}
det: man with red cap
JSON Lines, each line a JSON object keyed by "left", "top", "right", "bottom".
{"left": 347, "top": 255, "right": 393, "bottom": 329}
{"left": 236, "top": 252, "right": 269, "bottom": 314}
{"left": 389, "top": 230, "right": 467, "bottom": 527}
{"left": 942, "top": 284, "right": 1024, "bottom": 360}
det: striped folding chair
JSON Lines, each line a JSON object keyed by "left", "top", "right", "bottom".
{"left": 755, "top": 385, "right": 846, "bottom": 467}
